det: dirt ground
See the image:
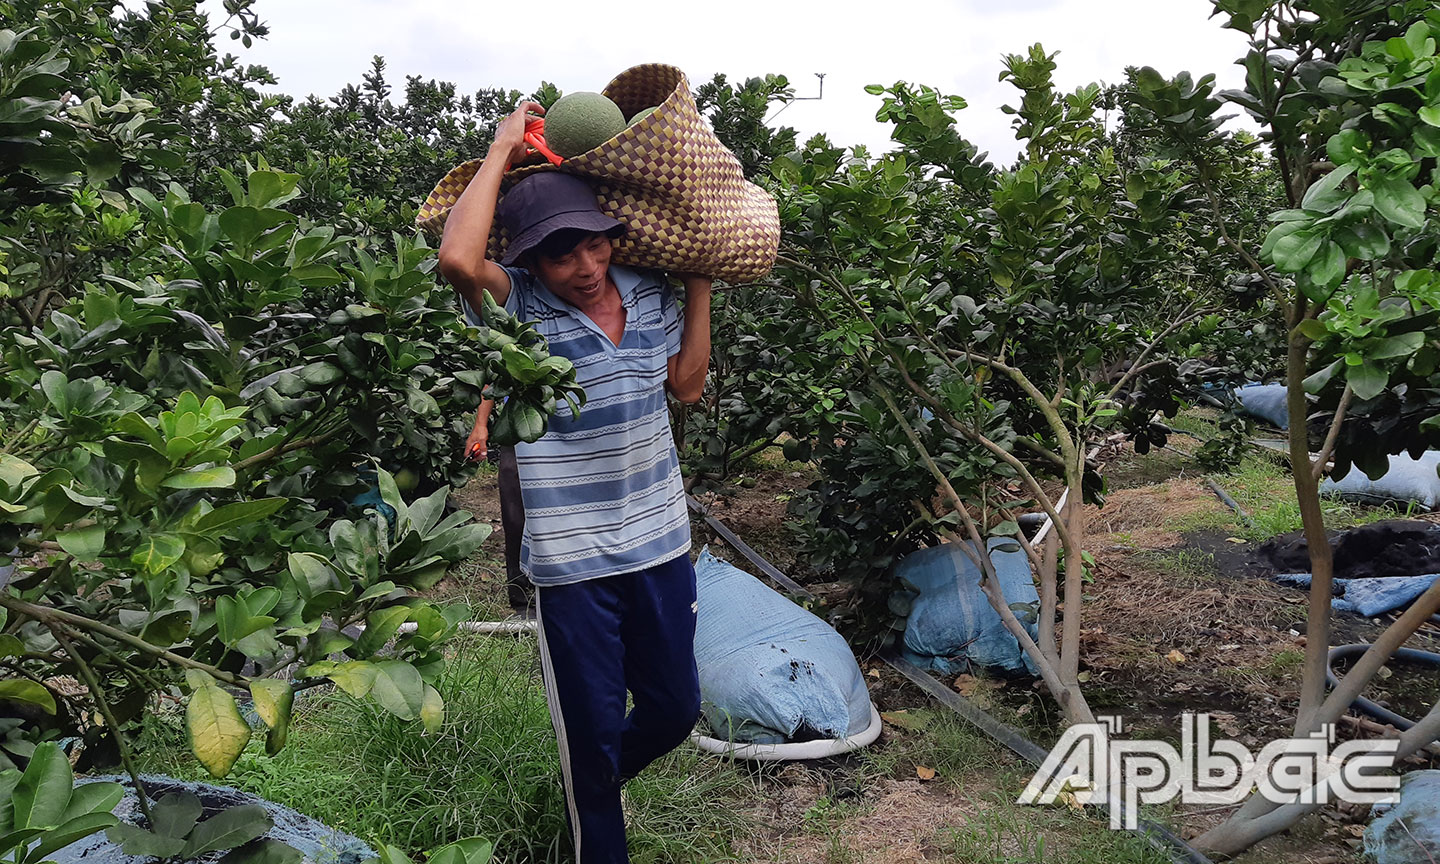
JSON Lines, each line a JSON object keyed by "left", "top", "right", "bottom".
{"left": 448, "top": 437, "right": 1440, "bottom": 863}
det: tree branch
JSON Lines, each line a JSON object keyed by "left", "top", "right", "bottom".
{"left": 0, "top": 595, "right": 247, "bottom": 688}
{"left": 1311, "top": 384, "right": 1353, "bottom": 481}
{"left": 48, "top": 624, "right": 153, "bottom": 822}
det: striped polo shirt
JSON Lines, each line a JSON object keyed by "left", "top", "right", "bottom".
{"left": 466, "top": 264, "right": 691, "bottom": 585}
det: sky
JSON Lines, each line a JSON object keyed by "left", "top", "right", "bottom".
{"left": 203, "top": 0, "right": 1256, "bottom": 162}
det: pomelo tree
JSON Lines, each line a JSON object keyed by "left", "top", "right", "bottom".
{"left": 1129, "top": 0, "right": 1440, "bottom": 854}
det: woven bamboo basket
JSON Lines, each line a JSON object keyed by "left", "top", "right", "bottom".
{"left": 416, "top": 64, "right": 780, "bottom": 283}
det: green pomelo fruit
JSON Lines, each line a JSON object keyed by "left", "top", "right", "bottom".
{"left": 545, "top": 92, "right": 626, "bottom": 158}
{"left": 394, "top": 467, "right": 420, "bottom": 493}
{"left": 628, "top": 106, "right": 657, "bottom": 126}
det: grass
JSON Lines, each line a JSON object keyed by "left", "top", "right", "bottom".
{"left": 1173, "top": 448, "right": 1401, "bottom": 542}
{"left": 938, "top": 792, "right": 1173, "bottom": 864}
{"left": 857, "top": 708, "right": 1002, "bottom": 790}
{"left": 139, "top": 633, "right": 759, "bottom": 863}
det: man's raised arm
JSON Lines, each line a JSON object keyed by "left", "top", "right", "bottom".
{"left": 437, "top": 102, "right": 544, "bottom": 310}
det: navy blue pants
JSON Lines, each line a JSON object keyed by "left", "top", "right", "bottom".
{"left": 535, "top": 553, "right": 701, "bottom": 864}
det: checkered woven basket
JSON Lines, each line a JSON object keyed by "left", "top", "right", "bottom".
{"left": 415, "top": 64, "right": 780, "bottom": 283}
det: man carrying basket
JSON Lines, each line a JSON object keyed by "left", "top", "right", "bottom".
{"left": 437, "top": 101, "right": 712, "bottom": 864}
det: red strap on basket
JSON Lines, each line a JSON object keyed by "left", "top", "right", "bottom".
{"left": 502, "top": 117, "right": 565, "bottom": 171}
{"left": 523, "top": 118, "right": 564, "bottom": 166}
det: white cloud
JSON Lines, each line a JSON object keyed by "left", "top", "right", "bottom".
{"left": 209, "top": 0, "right": 1254, "bottom": 163}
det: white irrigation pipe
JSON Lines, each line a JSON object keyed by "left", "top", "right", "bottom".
{"left": 689, "top": 702, "right": 882, "bottom": 762}
{"left": 352, "top": 619, "right": 538, "bottom": 637}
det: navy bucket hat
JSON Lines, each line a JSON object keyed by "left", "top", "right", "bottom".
{"left": 496, "top": 173, "right": 626, "bottom": 265}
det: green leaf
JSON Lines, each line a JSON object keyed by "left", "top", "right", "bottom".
{"left": 320, "top": 660, "right": 379, "bottom": 698}
{"left": 1306, "top": 241, "right": 1346, "bottom": 288}
{"left": 355, "top": 605, "right": 411, "bottom": 657}
{"left": 405, "top": 388, "right": 439, "bottom": 418}
{"left": 220, "top": 838, "right": 305, "bottom": 864}
{"left": 1347, "top": 362, "right": 1389, "bottom": 401}
{"left": 131, "top": 534, "right": 186, "bottom": 575}
{"left": 377, "top": 844, "right": 417, "bottom": 864}
{"left": 57, "top": 525, "right": 106, "bottom": 562}
{"left": 1372, "top": 176, "right": 1427, "bottom": 229}
{"left": 31, "top": 811, "right": 119, "bottom": 859}
{"left": 12, "top": 742, "right": 72, "bottom": 829}
{"left": 61, "top": 782, "right": 123, "bottom": 823}
{"left": 1371, "top": 331, "right": 1425, "bottom": 359}
{"left": 428, "top": 838, "right": 494, "bottom": 864}
{"left": 181, "top": 804, "right": 272, "bottom": 858}
{"left": 357, "top": 581, "right": 400, "bottom": 602}
{"left": 1300, "top": 163, "right": 1355, "bottom": 213}
{"left": 194, "top": 498, "right": 287, "bottom": 535}
{"left": 0, "top": 634, "right": 26, "bottom": 658}
{"left": 370, "top": 660, "right": 425, "bottom": 721}
{"left": 0, "top": 681, "right": 55, "bottom": 715}
{"left": 1419, "top": 105, "right": 1440, "bottom": 127}
{"left": 512, "top": 404, "right": 546, "bottom": 444}
{"left": 248, "top": 680, "right": 293, "bottom": 756}
{"left": 186, "top": 684, "right": 252, "bottom": 778}
{"left": 287, "top": 552, "right": 337, "bottom": 600}
{"left": 1333, "top": 223, "right": 1391, "bottom": 260}
{"left": 298, "top": 361, "right": 343, "bottom": 387}
{"left": 150, "top": 791, "right": 202, "bottom": 840}
{"left": 107, "top": 823, "right": 187, "bottom": 858}
{"left": 1296, "top": 319, "right": 1330, "bottom": 341}
{"left": 161, "top": 466, "right": 237, "bottom": 490}
{"left": 1270, "top": 228, "right": 1323, "bottom": 272}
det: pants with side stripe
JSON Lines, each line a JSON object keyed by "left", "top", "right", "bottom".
{"left": 535, "top": 553, "right": 701, "bottom": 864}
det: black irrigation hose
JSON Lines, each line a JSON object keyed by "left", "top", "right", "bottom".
{"left": 688, "top": 501, "right": 1213, "bottom": 864}
{"left": 685, "top": 494, "right": 814, "bottom": 600}
{"left": 881, "top": 652, "right": 1213, "bottom": 864}
{"left": 1204, "top": 478, "right": 1255, "bottom": 528}
{"left": 1327, "top": 643, "right": 1440, "bottom": 731}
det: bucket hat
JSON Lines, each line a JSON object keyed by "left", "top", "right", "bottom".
{"left": 496, "top": 173, "right": 625, "bottom": 265}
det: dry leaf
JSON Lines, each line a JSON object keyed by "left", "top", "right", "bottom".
{"left": 1016, "top": 704, "right": 1032, "bottom": 717}
{"left": 1225, "top": 537, "right": 1247, "bottom": 544}
{"left": 881, "top": 710, "right": 931, "bottom": 732}
{"left": 916, "top": 764, "right": 936, "bottom": 781}
{"left": 868, "top": 668, "right": 881, "bottom": 679}
{"left": 953, "top": 674, "right": 979, "bottom": 696}
{"left": 1166, "top": 649, "right": 1186, "bottom": 664}
{"left": 1171, "top": 682, "right": 1193, "bottom": 692}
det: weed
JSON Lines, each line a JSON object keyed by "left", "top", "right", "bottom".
{"left": 940, "top": 794, "right": 1172, "bottom": 864}
{"left": 1130, "top": 548, "right": 1218, "bottom": 586}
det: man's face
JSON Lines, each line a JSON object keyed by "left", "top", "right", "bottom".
{"left": 532, "top": 233, "right": 614, "bottom": 307}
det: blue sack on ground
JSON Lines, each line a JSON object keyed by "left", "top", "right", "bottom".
{"left": 1365, "top": 769, "right": 1440, "bottom": 864}
{"left": 1321, "top": 451, "right": 1440, "bottom": 510}
{"left": 693, "top": 546, "right": 871, "bottom": 745}
{"left": 1273, "top": 572, "right": 1440, "bottom": 617}
{"left": 1234, "top": 383, "right": 1289, "bottom": 429}
{"left": 897, "top": 539, "right": 1039, "bottom": 677}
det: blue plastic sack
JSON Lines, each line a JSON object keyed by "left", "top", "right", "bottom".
{"left": 1322, "top": 451, "right": 1440, "bottom": 510}
{"left": 1234, "top": 383, "right": 1289, "bottom": 429}
{"left": 1273, "top": 572, "right": 1440, "bottom": 617}
{"left": 897, "top": 539, "right": 1039, "bottom": 677}
{"left": 1365, "top": 769, "right": 1440, "bottom": 864}
{"left": 693, "top": 547, "right": 871, "bottom": 745}
{"left": 55, "top": 774, "right": 375, "bottom": 864}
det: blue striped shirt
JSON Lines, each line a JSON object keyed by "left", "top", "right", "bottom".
{"left": 466, "top": 265, "right": 690, "bottom": 585}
